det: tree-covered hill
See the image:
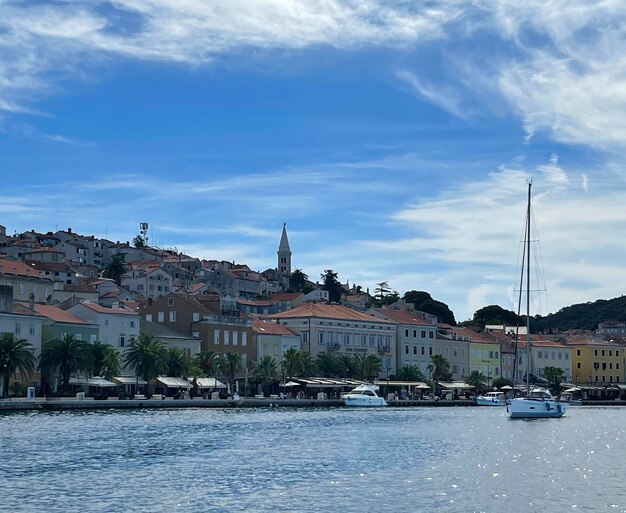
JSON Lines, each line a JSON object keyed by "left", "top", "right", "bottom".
{"left": 533, "top": 295, "right": 626, "bottom": 332}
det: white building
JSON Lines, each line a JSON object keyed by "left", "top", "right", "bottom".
{"left": 270, "top": 302, "right": 397, "bottom": 376}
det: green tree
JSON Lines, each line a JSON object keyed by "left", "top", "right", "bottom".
{"left": 403, "top": 290, "right": 456, "bottom": 326}
{"left": 123, "top": 332, "right": 167, "bottom": 394}
{"left": 253, "top": 356, "right": 279, "bottom": 395}
{"left": 39, "top": 334, "right": 94, "bottom": 393}
{"left": 353, "top": 354, "right": 382, "bottom": 381}
{"left": 321, "top": 269, "right": 343, "bottom": 303}
{"left": 465, "top": 370, "right": 487, "bottom": 393}
{"left": 472, "top": 305, "right": 520, "bottom": 329}
{"left": 492, "top": 377, "right": 513, "bottom": 389}
{"left": 316, "top": 352, "right": 342, "bottom": 377}
{"left": 427, "top": 354, "right": 452, "bottom": 395}
{"left": 90, "top": 341, "right": 121, "bottom": 380}
{"left": 543, "top": 366, "right": 564, "bottom": 390}
{"left": 165, "top": 347, "right": 191, "bottom": 377}
{"left": 219, "top": 352, "right": 241, "bottom": 393}
{"left": 102, "top": 254, "right": 128, "bottom": 286}
{"left": 0, "top": 333, "right": 36, "bottom": 398}
{"left": 132, "top": 235, "right": 146, "bottom": 249}
{"left": 395, "top": 364, "right": 426, "bottom": 382}
{"left": 282, "top": 347, "right": 304, "bottom": 377}
{"left": 374, "top": 281, "right": 391, "bottom": 302}
{"left": 195, "top": 351, "right": 219, "bottom": 377}
{"left": 288, "top": 269, "right": 309, "bottom": 293}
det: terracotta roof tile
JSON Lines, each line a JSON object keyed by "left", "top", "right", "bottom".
{"left": 370, "top": 308, "right": 433, "bottom": 326}
{"left": 270, "top": 303, "right": 393, "bottom": 323}
{"left": 33, "top": 304, "right": 88, "bottom": 324}
{"left": 252, "top": 318, "right": 299, "bottom": 336}
{"left": 79, "top": 302, "right": 138, "bottom": 316}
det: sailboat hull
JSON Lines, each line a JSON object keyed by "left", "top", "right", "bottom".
{"left": 507, "top": 398, "right": 568, "bottom": 419}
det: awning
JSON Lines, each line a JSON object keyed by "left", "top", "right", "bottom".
{"left": 564, "top": 387, "right": 581, "bottom": 393}
{"left": 375, "top": 380, "right": 431, "bottom": 388}
{"left": 189, "top": 377, "right": 227, "bottom": 389}
{"left": 69, "top": 377, "right": 117, "bottom": 387}
{"left": 284, "top": 381, "right": 301, "bottom": 387}
{"left": 113, "top": 376, "right": 148, "bottom": 385}
{"left": 157, "top": 376, "right": 192, "bottom": 389}
{"left": 439, "top": 382, "right": 474, "bottom": 389}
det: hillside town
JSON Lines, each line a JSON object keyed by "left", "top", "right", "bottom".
{"left": 0, "top": 222, "right": 624, "bottom": 399}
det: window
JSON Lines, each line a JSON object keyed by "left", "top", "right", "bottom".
{"left": 404, "top": 345, "right": 409, "bottom": 355}
{"left": 214, "top": 330, "right": 220, "bottom": 345}
{"left": 404, "top": 329, "right": 409, "bottom": 337}
{"left": 577, "top": 349, "right": 581, "bottom": 357}
{"left": 319, "top": 332, "right": 325, "bottom": 345}
{"left": 429, "top": 331, "right": 434, "bottom": 339}
{"left": 224, "top": 331, "right": 230, "bottom": 345}
{"left": 29, "top": 323, "right": 35, "bottom": 335}
{"left": 413, "top": 346, "right": 417, "bottom": 355}
{"left": 241, "top": 354, "right": 248, "bottom": 368}
{"left": 370, "top": 335, "right": 375, "bottom": 347}
{"left": 119, "top": 336, "right": 125, "bottom": 347}
{"left": 233, "top": 331, "right": 238, "bottom": 346}
{"left": 130, "top": 321, "right": 135, "bottom": 328}
{"left": 242, "top": 332, "right": 248, "bottom": 346}
{"left": 594, "top": 349, "right": 598, "bottom": 356}
{"left": 421, "top": 346, "right": 425, "bottom": 355}
{"left": 453, "top": 348, "right": 458, "bottom": 357}
{"left": 145, "top": 314, "right": 152, "bottom": 322}
{"left": 169, "top": 311, "right": 176, "bottom": 322}
{"left": 428, "top": 346, "right": 433, "bottom": 356}
{"left": 76, "top": 334, "right": 82, "bottom": 341}
{"left": 602, "top": 350, "right": 605, "bottom": 357}
{"left": 192, "top": 330, "right": 200, "bottom": 338}
{"left": 157, "top": 312, "right": 164, "bottom": 322}
{"left": 192, "top": 312, "right": 200, "bottom": 322}
{"left": 413, "top": 330, "right": 417, "bottom": 338}
{"left": 90, "top": 334, "right": 97, "bottom": 343}
{"left": 489, "top": 351, "right": 494, "bottom": 359}
{"left": 538, "top": 352, "right": 542, "bottom": 359}
{"left": 609, "top": 350, "right": 613, "bottom": 357}
{"left": 14, "top": 323, "right": 21, "bottom": 335}
{"left": 121, "top": 320, "right": 125, "bottom": 328}
{"left": 19, "top": 283, "right": 25, "bottom": 295}
{"left": 421, "top": 330, "right": 426, "bottom": 338}
{"left": 168, "top": 298, "right": 174, "bottom": 306}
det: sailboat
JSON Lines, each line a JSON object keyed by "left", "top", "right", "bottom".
{"left": 507, "top": 182, "right": 568, "bottom": 419}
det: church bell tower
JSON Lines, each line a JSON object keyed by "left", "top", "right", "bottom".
{"left": 277, "top": 223, "right": 292, "bottom": 276}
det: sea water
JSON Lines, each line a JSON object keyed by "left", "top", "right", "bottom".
{"left": 2, "top": 406, "right": 626, "bottom": 512}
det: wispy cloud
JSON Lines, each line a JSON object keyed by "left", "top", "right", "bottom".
{"left": 396, "top": 69, "right": 466, "bottom": 118}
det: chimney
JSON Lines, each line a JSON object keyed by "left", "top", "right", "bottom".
{"left": 0, "top": 285, "right": 13, "bottom": 312}
{"left": 29, "top": 292, "right": 35, "bottom": 312}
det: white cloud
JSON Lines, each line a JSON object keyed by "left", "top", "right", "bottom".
{"left": 536, "top": 153, "right": 568, "bottom": 184}
{"left": 396, "top": 70, "right": 465, "bottom": 118}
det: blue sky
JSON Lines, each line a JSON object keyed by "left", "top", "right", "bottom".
{"left": 1, "top": 1, "right": 626, "bottom": 322}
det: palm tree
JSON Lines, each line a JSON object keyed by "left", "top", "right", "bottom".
{"left": 39, "top": 334, "right": 94, "bottom": 393}
{"left": 219, "top": 352, "right": 241, "bottom": 393}
{"left": 396, "top": 364, "right": 426, "bottom": 382}
{"left": 123, "top": 332, "right": 167, "bottom": 394}
{"left": 282, "top": 347, "right": 304, "bottom": 377}
{"left": 427, "top": 354, "right": 452, "bottom": 395}
{"left": 361, "top": 354, "right": 382, "bottom": 381}
{"left": 0, "top": 333, "right": 36, "bottom": 398}
{"left": 90, "top": 342, "right": 121, "bottom": 380}
{"left": 288, "top": 269, "right": 309, "bottom": 292}
{"left": 316, "top": 352, "right": 341, "bottom": 377}
{"left": 465, "top": 370, "right": 487, "bottom": 393}
{"left": 253, "top": 356, "right": 279, "bottom": 396}
{"left": 102, "top": 254, "right": 128, "bottom": 285}
{"left": 194, "top": 350, "right": 219, "bottom": 377}
{"left": 165, "top": 347, "right": 191, "bottom": 377}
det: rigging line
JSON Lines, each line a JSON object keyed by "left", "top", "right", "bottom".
{"left": 512, "top": 202, "right": 529, "bottom": 388}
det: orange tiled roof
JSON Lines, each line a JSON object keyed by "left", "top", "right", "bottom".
{"left": 0, "top": 258, "right": 49, "bottom": 280}
{"left": 270, "top": 303, "right": 393, "bottom": 323}
{"left": 270, "top": 292, "right": 303, "bottom": 301}
{"left": 252, "top": 318, "right": 299, "bottom": 336}
{"left": 34, "top": 304, "right": 88, "bottom": 324}
{"left": 371, "top": 308, "right": 432, "bottom": 326}
{"left": 79, "top": 302, "right": 138, "bottom": 316}
{"left": 531, "top": 339, "right": 568, "bottom": 348}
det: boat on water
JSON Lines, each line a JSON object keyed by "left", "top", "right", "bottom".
{"left": 476, "top": 391, "right": 506, "bottom": 406}
{"left": 342, "top": 384, "right": 387, "bottom": 407}
{"left": 507, "top": 182, "right": 568, "bottom": 419}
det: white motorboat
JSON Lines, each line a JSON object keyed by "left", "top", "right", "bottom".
{"left": 342, "top": 384, "right": 387, "bottom": 407}
{"left": 508, "top": 387, "right": 569, "bottom": 418}
{"left": 507, "top": 182, "right": 567, "bottom": 419}
{"left": 476, "top": 391, "right": 506, "bottom": 406}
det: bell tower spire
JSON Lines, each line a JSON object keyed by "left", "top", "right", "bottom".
{"left": 278, "top": 223, "right": 292, "bottom": 275}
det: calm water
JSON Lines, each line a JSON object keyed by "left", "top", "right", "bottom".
{"left": 2, "top": 405, "right": 626, "bottom": 512}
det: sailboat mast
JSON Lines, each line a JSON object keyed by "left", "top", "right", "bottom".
{"left": 525, "top": 182, "right": 532, "bottom": 393}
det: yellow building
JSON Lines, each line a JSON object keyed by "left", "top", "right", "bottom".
{"left": 565, "top": 335, "right": 624, "bottom": 385}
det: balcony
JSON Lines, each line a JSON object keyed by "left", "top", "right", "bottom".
{"left": 378, "top": 345, "right": 391, "bottom": 354}
{"left": 328, "top": 342, "right": 341, "bottom": 351}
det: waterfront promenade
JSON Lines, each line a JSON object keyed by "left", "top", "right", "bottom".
{"left": 0, "top": 396, "right": 476, "bottom": 412}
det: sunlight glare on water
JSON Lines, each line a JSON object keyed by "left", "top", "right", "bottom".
{"left": 3, "top": 406, "right": 626, "bottom": 512}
